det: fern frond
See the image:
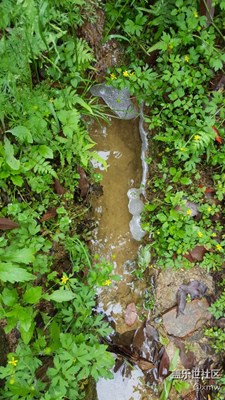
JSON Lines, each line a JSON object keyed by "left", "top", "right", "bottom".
{"left": 33, "top": 154, "right": 57, "bottom": 178}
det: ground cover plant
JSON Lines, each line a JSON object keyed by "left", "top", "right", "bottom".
{"left": 0, "top": 1, "right": 115, "bottom": 399}
{"left": 104, "top": 0, "right": 225, "bottom": 397}
{"left": 1, "top": 0, "right": 225, "bottom": 399}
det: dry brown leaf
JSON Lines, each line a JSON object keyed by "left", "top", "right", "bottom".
{"left": 183, "top": 245, "right": 207, "bottom": 263}
{"left": 158, "top": 349, "right": 170, "bottom": 378}
{"left": 77, "top": 166, "right": 89, "bottom": 198}
{"left": 0, "top": 217, "right": 19, "bottom": 230}
{"left": 54, "top": 179, "right": 66, "bottom": 195}
{"left": 40, "top": 207, "right": 57, "bottom": 222}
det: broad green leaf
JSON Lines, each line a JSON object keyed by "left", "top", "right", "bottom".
{"left": 38, "top": 145, "right": 53, "bottom": 159}
{"left": 3, "top": 247, "right": 35, "bottom": 264}
{"left": 11, "top": 175, "right": 24, "bottom": 187}
{"left": 7, "top": 126, "right": 33, "bottom": 144}
{"left": 180, "top": 177, "right": 192, "bottom": 185}
{"left": 173, "top": 380, "right": 190, "bottom": 393}
{"left": 160, "top": 378, "right": 172, "bottom": 400}
{"left": 73, "top": 97, "right": 93, "bottom": 114}
{"left": 210, "top": 58, "right": 223, "bottom": 71}
{"left": 4, "top": 137, "right": 20, "bottom": 170}
{"left": 1, "top": 288, "right": 18, "bottom": 306}
{"left": 169, "top": 167, "right": 176, "bottom": 176}
{"left": 23, "top": 286, "right": 42, "bottom": 304}
{"left": 45, "top": 289, "right": 75, "bottom": 303}
{"left": 57, "top": 109, "right": 80, "bottom": 138}
{"left": 20, "top": 323, "right": 35, "bottom": 344}
{"left": 0, "top": 263, "right": 35, "bottom": 283}
{"left": 169, "top": 348, "right": 179, "bottom": 371}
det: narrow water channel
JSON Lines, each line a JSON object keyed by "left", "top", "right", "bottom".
{"left": 90, "top": 117, "right": 142, "bottom": 329}
{"left": 89, "top": 117, "right": 157, "bottom": 400}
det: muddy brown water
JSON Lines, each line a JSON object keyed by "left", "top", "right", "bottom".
{"left": 89, "top": 117, "right": 158, "bottom": 400}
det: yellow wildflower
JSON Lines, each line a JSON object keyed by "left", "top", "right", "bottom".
{"left": 194, "top": 11, "right": 198, "bottom": 18}
{"left": 184, "top": 55, "right": 190, "bottom": 62}
{"left": 186, "top": 209, "right": 192, "bottom": 216}
{"left": 123, "top": 70, "right": 129, "bottom": 77}
{"left": 61, "top": 275, "right": 69, "bottom": 285}
{"left": 207, "top": 207, "right": 211, "bottom": 212}
{"left": 212, "top": 233, "right": 217, "bottom": 237}
{"left": 198, "top": 231, "right": 203, "bottom": 238}
{"left": 102, "top": 279, "right": 112, "bottom": 286}
{"left": 110, "top": 73, "right": 117, "bottom": 80}
{"left": 194, "top": 135, "right": 200, "bottom": 141}
{"left": 8, "top": 357, "right": 18, "bottom": 367}
{"left": 216, "top": 244, "right": 222, "bottom": 251}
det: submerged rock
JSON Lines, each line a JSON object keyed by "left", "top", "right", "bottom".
{"left": 124, "top": 302, "right": 138, "bottom": 327}
{"left": 127, "top": 188, "right": 146, "bottom": 241}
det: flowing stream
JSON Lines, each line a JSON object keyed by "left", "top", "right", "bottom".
{"left": 88, "top": 96, "right": 157, "bottom": 399}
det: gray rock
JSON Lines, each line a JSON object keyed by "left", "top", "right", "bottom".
{"left": 90, "top": 84, "right": 138, "bottom": 120}
{"left": 154, "top": 267, "right": 214, "bottom": 315}
{"left": 163, "top": 298, "right": 212, "bottom": 337}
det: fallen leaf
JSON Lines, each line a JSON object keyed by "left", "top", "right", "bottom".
{"left": 136, "top": 358, "right": 155, "bottom": 371}
{"left": 183, "top": 245, "right": 207, "bottom": 263}
{"left": 214, "top": 318, "right": 225, "bottom": 329}
{"left": 54, "top": 179, "right": 66, "bottom": 195}
{"left": 158, "top": 349, "right": 170, "bottom": 378}
{"left": 205, "top": 187, "right": 215, "bottom": 193}
{"left": 145, "top": 321, "right": 160, "bottom": 342}
{"left": 40, "top": 207, "right": 57, "bottom": 222}
{"left": 213, "top": 126, "right": 223, "bottom": 144}
{"left": 77, "top": 166, "right": 89, "bottom": 198}
{"left": 198, "top": 184, "right": 215, "bottom": 193}
{"left": 0, "top": 217, "right": 19, "bottom": 230}
{"left": 173, "top": 337, "right": 196, "bottom": 369}
{"left": 183, "top": 253, "right": 194, "bottom": 263}
{"left": 124, "top": 302, "right": 138, "bottom": 326}
{"left": 199, "top": 0, "right": 215, "bottom": 24}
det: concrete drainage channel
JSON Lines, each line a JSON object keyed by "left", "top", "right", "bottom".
{"left": 88, "top": 86, "right": 220, "bottom": 400}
